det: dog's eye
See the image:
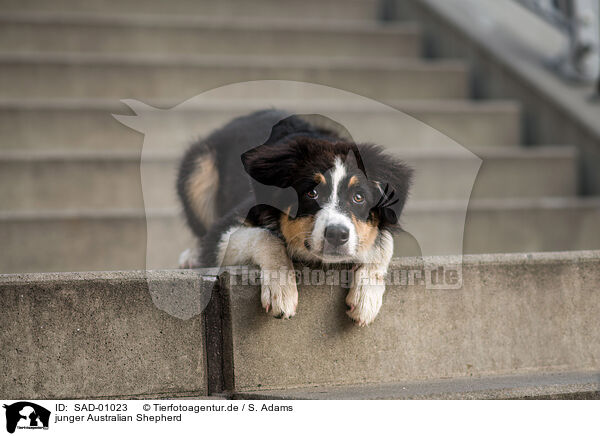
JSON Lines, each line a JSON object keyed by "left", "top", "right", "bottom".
{"left": 306, "top": 189, "right": 318, "bottom": 200}
{"left": 353, "top": 193, "right": 365, "bottom": 204}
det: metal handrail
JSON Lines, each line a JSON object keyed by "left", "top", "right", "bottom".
{"left": 514, "top": 0, "right": 599, "bottom": 88}
{"left": 513, "top": 0, "right": 573, "bottom": 31}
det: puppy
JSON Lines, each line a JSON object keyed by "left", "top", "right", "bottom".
{"left": 177, "top": 109, "right": 412, "bottom": 326}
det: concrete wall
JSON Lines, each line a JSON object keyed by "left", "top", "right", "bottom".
{"left": 2, "top": 251, "right": 599, "bottom": 398}
{"left": 220, "top": 251, "right": 600, "bottom": 392}
{"left": 0, "top": 270, "right": 214, "bottom": 399}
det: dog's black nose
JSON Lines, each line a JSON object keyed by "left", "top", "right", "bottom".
{"left": 324, "top": 224, "right": 350, "bottom": 247}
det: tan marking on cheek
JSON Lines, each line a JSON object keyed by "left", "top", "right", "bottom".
{"left": 280, "top": 212, "right": 315, "bottom": 252}
{"left": 348, "top": 175, "right": 359, "bottom": 188}
{"left": 314, "top": 173, "right": 326, "bottom": 184}
{"left": 352, "top": 215, "right": 379, "bottom": 253}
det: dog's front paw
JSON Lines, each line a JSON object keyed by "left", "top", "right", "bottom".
{"left": 345, "top": 268, "right": 386, "bottom": 326}
{"left": 260, "top": 269, "right": 298, "bottom": 319}
{"left": 178, "top": 247, "right": 201, "bottom": 269}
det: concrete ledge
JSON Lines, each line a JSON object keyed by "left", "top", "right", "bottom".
{"left": 0, "top": 270, "right": 215, "bottom": 399}
{"left": 1, "top": 252, "right": 599, "bottom": 399}
{"left": 220, "top": 250, "right": 600, "bottom": 392}
{"left": 233, "top": 371, "right": 600, "bottom": 399}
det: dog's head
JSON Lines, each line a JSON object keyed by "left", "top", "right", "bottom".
{"left": 242, "top": 133, "right": 412, "bottom": 263}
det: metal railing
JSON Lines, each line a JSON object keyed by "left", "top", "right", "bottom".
{"left": 514, "top": 0, "right": 599, "bottom": 89}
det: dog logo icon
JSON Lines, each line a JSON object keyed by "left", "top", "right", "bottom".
{"left": 3, "top": 402, "right": 50, "bottom": 434}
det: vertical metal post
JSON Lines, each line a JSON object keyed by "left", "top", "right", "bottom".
{"left": 597, "top": 0, "right": 600, "bottom": 94}
{"left": 567, "top": 0, "right": 600, "bottom": 82}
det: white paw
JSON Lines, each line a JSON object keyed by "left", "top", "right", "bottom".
{"left": 178, "top": 247, "right": 201, "bottom": 269}
{"left": 260, "top": 269, "right": 298, "bottom": 319}
{"left": 345, "top": 268, "right": 386, "bottom": 326}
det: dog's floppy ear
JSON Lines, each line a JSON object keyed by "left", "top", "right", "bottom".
{"left": 358, "top": 145, "right": 413, "bottom": 228}
{"left": 241, "top": 141, "right": 298, "bottom": 188}
{"left": 241, "top": 140, "right": 301, "bottom": 215}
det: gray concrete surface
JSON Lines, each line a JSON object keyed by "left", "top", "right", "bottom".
{"left": 3, "top": 252, "right": 598, "bottom": 399}
{"left": 0, "top": 13, "right": 421, "bottom": 58}
{"left": 402, "top": 196, "right": 600, "bottom": 256}
{"left": 3, "top": 198, "right": 600, "bottom": 273}
{"left": 0, "top": 0, "right": 380, "bottom": 20}
{"left": 0, "top": 53, "right": 469, "bottom": 100}
{"left": 234, "top": 371, "right": 600, "bottom": 399}
{"left": 0, "top": 146, "right": 576, "bottom": 211}
{"left": 0, "top": 98, "right": 521, "bottom": 151}
{"left": 220, "top": 251, "right": 600, "bottom": 392}
{"left": 0, "top": 209, "right": 192, "bottom": 273}
{"left": 0, "top": 270, "right": 214, "bottom": 399}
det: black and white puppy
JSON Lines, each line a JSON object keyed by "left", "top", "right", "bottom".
{"left": 177, "top": 109, "right": 412, "bottom": 326}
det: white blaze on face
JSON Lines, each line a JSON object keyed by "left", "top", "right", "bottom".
{"left": 329, "top": 156, "right": 346, "bottom": 205}
{"left": 310, "top": 157, "right": 358, "bottom": 260}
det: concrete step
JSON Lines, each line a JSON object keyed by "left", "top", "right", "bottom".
{"left": 0, "top": 269, "right": 215, "bottom": 399}
{"left": 233, "top": 371, "right": 600, "bottom": 399}
{"left": 0, "top": 13, "right": 422, "bottom": 58}
{"left": 412, "top": 146, "right": 577, "bottom": 200}
{"left": 0, "top": 209, "right": 193, "bottom": 273}
{"left": 0, "top": 53, "right": 469, "bottom": 100}
{"left": 0, "top": 146, "right": 576, "bottom": 211}
{"left": 220, "top": 251, "right": 600, "bottom": 394}
{"left": 401, "top": 197, "right": 600, "bottom": 256}
{"left": 0, "top": 99, "right": 520, "bottom": 151}
{"left": 2, "top": 199, "right": 599, "bottom": 273}
{"left": 0, "top": 0, "right": 380, "bottom": 21}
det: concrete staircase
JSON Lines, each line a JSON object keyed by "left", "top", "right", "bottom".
{"left": 1, "top": 0, "right": 600, "bottom": 400}
{"left": 1, "top": 0, "right": 600, "bottom": 273}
